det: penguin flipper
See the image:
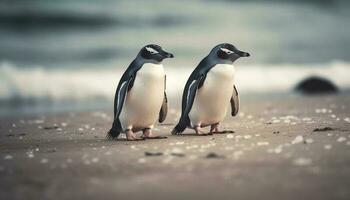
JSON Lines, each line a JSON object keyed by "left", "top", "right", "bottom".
{"left": 172, "top": 75, "right": 205, "bottom": 135}
{"left": 108, "top": 75, "right": 134, "bottom": 139}
{"left": 230, "top": 85, "right": 239, "bottom": 116}
{"left": 113, "top": 76, "right": 134, "bottom": 118}
{"left": 159, "top": 91, "right": 168, "bottom": 123}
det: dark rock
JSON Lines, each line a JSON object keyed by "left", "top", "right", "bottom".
{"left": 295, "top": 76, "right": 338, "bottom": 94}
{"left": 171, "top": 152, "right": 185, "bottom": 157}
{"left": 273, "top": 131, "right": 280, "bottom": 134}
{"left": 313, "top": 127, "right": 336, "bottom": 132}
{"left": 205, "top": 152, "right": 225, "bottom": 159}
{"left": 43, "top": 125, "right": 59, "bottom": 130}
{"left": 144, "top": 152, "right": 163, "bottom": 156}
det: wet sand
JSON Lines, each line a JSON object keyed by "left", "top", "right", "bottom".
{"left": 1, "top": 94, "right": 350, "bottom": 200}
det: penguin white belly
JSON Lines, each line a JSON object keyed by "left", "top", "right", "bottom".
{"left": 189, "top": 64, "right": 235, "bottom": 127}
{"left": 119, "top": 63, "right": 165, "bottom": 131}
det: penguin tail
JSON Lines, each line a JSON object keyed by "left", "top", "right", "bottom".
{"left": 171, "top": 119, "right": 187, "bottom": 135}
{"left": 106, "top": 120, "right": 121, "bottom": 140}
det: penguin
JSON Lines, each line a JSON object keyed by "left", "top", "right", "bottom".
{"left": 172, "top": 43, "right": 250, "bottom": 135}
{"left": 107, "top": 44, "right": 174, "bottom": 140}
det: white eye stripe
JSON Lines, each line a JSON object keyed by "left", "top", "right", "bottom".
{"left": 220, "top": 48, "right": 234, "bottom": 55}
{"left": 146, "top": 47, "right": 159, "bottom": 54}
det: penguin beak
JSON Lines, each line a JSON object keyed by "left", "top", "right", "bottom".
{"left": 237, "top": 51, "right": 250, "bottom": 57}
{"left": 162, "top": 51, "right": 174, "bottom": 58}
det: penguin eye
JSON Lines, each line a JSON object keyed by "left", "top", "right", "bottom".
{"left": 145, "top": 47, "right": 159, "bottom": 55}
{"left": 220, "top": 48, "right": 234, "bottom": 55}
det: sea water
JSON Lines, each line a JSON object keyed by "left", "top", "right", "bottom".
{"left": 1, "top": 0, "right": 350, "bottom": 116}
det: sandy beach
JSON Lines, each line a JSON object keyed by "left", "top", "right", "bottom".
{"left": 1, "top": 93, "right": 350, "bottom": 200}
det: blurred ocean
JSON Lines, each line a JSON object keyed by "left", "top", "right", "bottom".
{"left": 1, "top": 0, "right": 350, "bottom": 116}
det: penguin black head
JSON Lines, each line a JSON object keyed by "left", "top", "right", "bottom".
{"left": 213, "top": 43, "right": 250, "bottom": 62}
{"left": 139, "top": 44, "right": 174, "bottom": 63}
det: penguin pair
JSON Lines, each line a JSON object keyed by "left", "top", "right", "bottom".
{"left": 107, "top": 43, "right": 250, "bottom": 140}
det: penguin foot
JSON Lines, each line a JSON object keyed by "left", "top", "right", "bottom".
{"left": 141, "top": 128, "right": 167, "bottom": 139}
{"left": 194, "top": 126, "right": 205, "bottom": 135}
{"left": 210, "top": 123, "right": 220, "bottom": 134}
{"left": 126, "top": 130, "right": 143, "bottom": 141}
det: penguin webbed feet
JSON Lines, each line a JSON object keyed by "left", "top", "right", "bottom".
{"left": 141, "top": 128, "right": 167, "bottom": 140}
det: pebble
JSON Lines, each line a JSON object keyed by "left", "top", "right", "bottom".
{"left": 175, "top": 141, "right": 185, "bottom": 145}
{"left": 226, "top": 134, "right": 234, "bottom": 139}
{"left": 145, "top": 152, "right": 163, "bottom": 156}
{"left": 324, "top": 144, "right": 332, "bottom": 150}
{"left": 257, "top": 141, "right": 269, "bottom": 146}
{"left": 206, "top": 152, "right": 224, "bottom": 159}
{"left": 293, "top": 158, "right": 312, "bottom": 166}
{"left": 344, "top": 117, "right": 350, "bottom": 123}
{"left": 26, "top": 151, "right": 34, "bottom": 158}
{"left": 138, "top": 158, "right": 146, "bottom": 163}
{"left": 91, "top": 158, "right": 99, "bottom": 163}
{"left": 304, "top": 138, "right": 314, "bottom": 144}
{"left": 4, "top": 155, "right": 13, "bottom": 160}
{"left": 337, "top": 137, "right": 346, "bottom": 143}
{"left": 274, "top": 146, "right": 282, "bottom": 154}
{"left": 291, "top": 135, "right": 304, "bottom": 144}
{"left": 302, "top": 117, "right": 312, "bottom": 121}
{"left": 244, "top": 135, "right": 252, "bottom": 139}
{"left": 40, "top": 158, "right": 48, "bottom": 164}
{"left": 272, "top": 119, "right": 280, "bottom": 123}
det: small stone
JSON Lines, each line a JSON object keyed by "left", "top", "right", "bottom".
{"left": 4, "top": 155, "right": 13, "bottom": 160}
{"left": 144, "top": 152, "right": 163, "bottom": 156}
{"left": 40, "top": 158, "right": 48, "bottom": 164}
{"left": 293, "top": 158, "right": 312, "bottom": 166}
{"left": 26, "top": 151, "right": 34, "bottom": 158}
{"left": 257, "top": 141, "right": 269, "bottom": 146}
{"left": 138, "top": 158, "right": 146, "bottom": 163}
{"left": 44, "top": 125, "right": 59, "bottom": 130}
{"left": 226, "top": 134, "right": 234, "bottom": 139}
{"left": 206, "top": 152, "right": 224, "bottom": 159}
{"left": 313, "top": 127, "right": 335, "bottom": 132}
{"left": 337, "top": 137, "right": 346, "bottom": 143}
{"left": 274, "top": 147, "right": 282, "bottom": 154}
{"left": 291, "top": 135, "right": 304, "bottom": 144}
{"left": 324, "top": 144, "right": 332, "bottom": 150}
{"left": 91, "top": 158, "right": 99, "bottom": 163}
{"left": 175, "top": 141, "right": 185, "bottom": 145}
{"left": 244, "top": 135, "right": 252, "bottom": 139}
{"left": 272, "top": 119, "right": 280, "bottom": 123}
{"left": 304, "top": 138, "right": 314, "bottom": 144}
{"left": 344, "top": 118, "right": 350, "bottom": 123}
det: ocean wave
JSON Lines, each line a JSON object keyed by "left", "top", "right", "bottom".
{"left": 1, "top": 61, "right": 350, "bottom": 104}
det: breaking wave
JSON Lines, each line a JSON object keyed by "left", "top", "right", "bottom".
{"left": 1, "top": 61, "right": 350, "bottom": 104}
